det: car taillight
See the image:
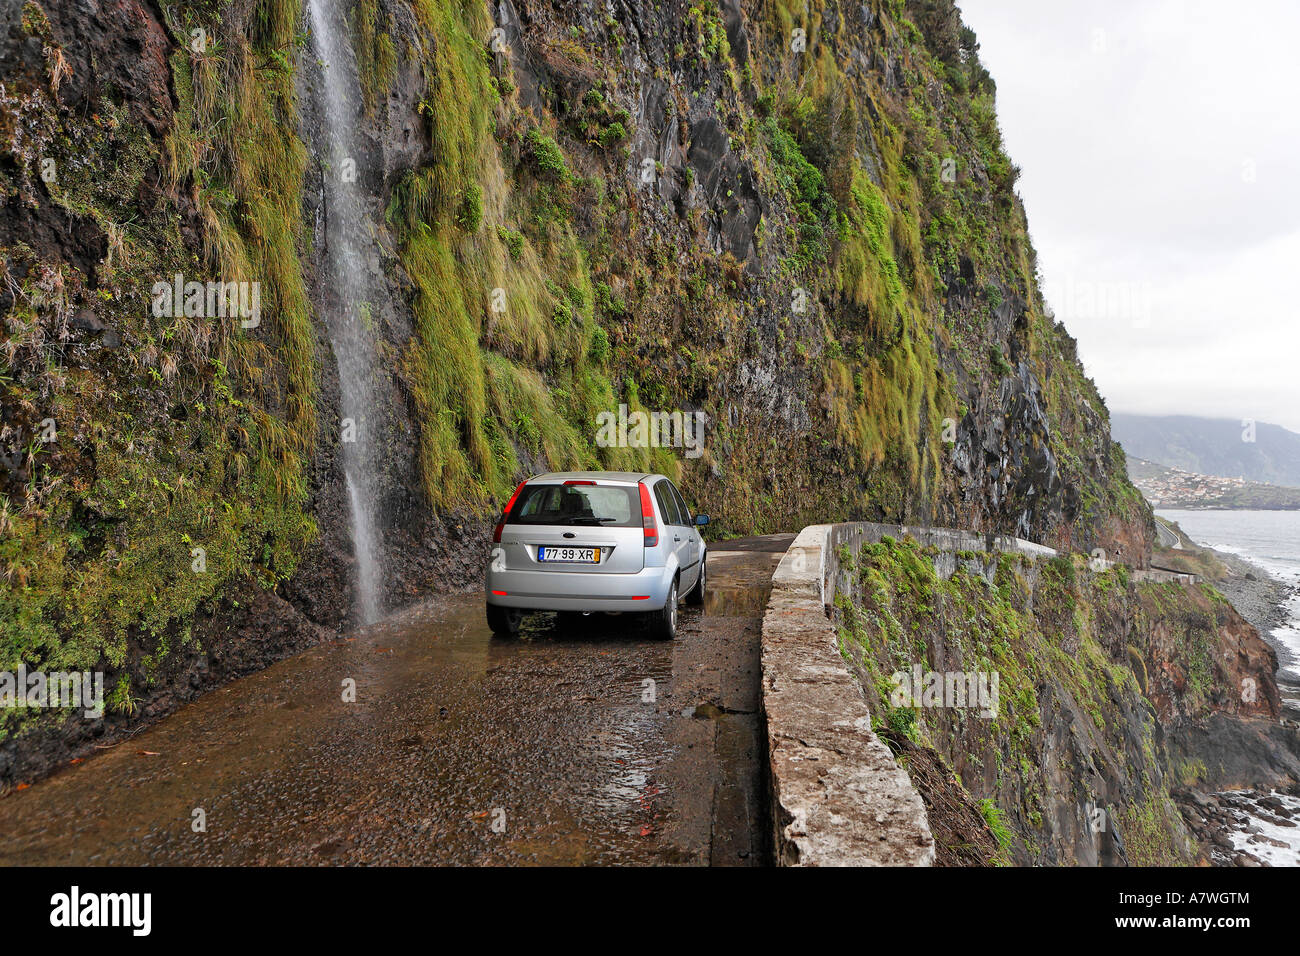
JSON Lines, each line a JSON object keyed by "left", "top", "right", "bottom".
{"left": 638, "top": 481, "right": 658, "bottom": 548}
{"left": 493, "top": 480, "right": 528, "bottom": 544}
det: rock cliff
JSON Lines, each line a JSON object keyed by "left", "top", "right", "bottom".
{"left": 2, "top": 0, "right": 1153, "bottom": 781}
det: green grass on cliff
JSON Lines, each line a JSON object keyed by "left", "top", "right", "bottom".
{"left": 0, "top": 0, "right": 317, "bottom": 738}
{"left": 391, "top": 0, "right": 652, "bottom": 512}
{"left": 749, "top": 0, "right": 1145, "bottom": 544}
{"left": 760, "top": 94, "right": 949, "bottom": 504}
{"left": 351, "top": 0, "right": 398, "bottom": 113}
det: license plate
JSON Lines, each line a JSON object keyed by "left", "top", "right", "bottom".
{"left": 538, "top": 546, "right": 600, "bottom": 563}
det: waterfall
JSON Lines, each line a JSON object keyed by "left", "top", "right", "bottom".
{"left": 304, "top": 0, "right": 384, "bottom": 624}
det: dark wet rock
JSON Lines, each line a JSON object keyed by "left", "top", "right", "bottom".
{"left": 69, "top": 309, "right": 104, "bottom": 332}
{"left": 0, "top": 0, "right": 172, "bottom": 278}
{"left": 1166, "top": 715, "right": 1300, "bottom": 792}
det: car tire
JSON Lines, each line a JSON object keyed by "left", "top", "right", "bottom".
{"left": 685, "top": 555, "right": 706, "bottom": 606}
{"left": 486, "top": 603, "right": 522, "bottom": 637}
{"left": 648, "top": 578, "right": 678, "bottom": 641}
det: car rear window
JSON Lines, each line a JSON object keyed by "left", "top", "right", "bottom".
{"left": 507, "top": 483, "right": 640, "bottom": 527}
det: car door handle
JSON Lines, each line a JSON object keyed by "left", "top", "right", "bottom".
{"left": 674, "top": 535, "right": 681, "bottom": 542}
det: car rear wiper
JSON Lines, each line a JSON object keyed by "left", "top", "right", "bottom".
{"left": 565, "top": 516, "right": 618, "bottom": 525}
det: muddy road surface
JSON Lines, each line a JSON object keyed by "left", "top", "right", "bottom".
{"left": 0, "top": 536, "right": 792, "bottom": 865}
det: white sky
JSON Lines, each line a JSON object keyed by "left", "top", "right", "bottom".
{"left": 955, "top": 0, "right": 1300, "bottom": 433}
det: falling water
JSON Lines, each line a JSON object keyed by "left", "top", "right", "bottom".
{"left": 305, "top": 0, "right": 383, "bottom": 624}
{"left": 346, "top": 473, "right": 382, "bottom": 623}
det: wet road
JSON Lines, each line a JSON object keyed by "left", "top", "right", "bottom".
{"left": 0, "top": 536, "right": 791, "bottom": 866}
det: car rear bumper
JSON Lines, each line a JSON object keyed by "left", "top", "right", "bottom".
{"left": 485, "top": 565, "right": 671, "bottom": 612}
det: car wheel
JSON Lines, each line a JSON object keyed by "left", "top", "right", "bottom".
{"left": 648, "top": 579, "right": 677, "bottom": 641}
{"left": 486, "top": 603, "right": 522, "bottom": 637}
{"left": 685, "top": 555, "right": 706, "bottom": 606}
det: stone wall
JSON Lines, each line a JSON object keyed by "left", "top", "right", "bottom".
{"left": 761, "top": 524, "right": 935, "bottom": 865}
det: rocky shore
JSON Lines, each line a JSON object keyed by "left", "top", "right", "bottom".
{"left": 1169, "top": 539, "right": 1300, "bottom": 865}
{"left": 1177, "top": 789, "right": 1300, "bottom": 867}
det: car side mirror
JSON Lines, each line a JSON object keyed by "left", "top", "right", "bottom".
{"left": 694, "top": 514, "right": 709, "bottom": 526}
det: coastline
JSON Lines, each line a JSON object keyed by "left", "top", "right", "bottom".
{"left": 1206, "top": 548, "right": 1300, "bottom": 720}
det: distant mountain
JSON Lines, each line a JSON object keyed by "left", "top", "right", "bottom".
{"left": 1112, "top": 414, "right": 1300, "bottom": 487}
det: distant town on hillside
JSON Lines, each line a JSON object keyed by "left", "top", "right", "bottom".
{"left": 1127, "top": 457, "right": 1300, "bottom": 510}
{"left": 1112, "top": 413, "right": 1300, "bottom": 488}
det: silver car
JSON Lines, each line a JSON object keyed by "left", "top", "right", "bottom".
{"left": 484, "top": 471, "right": 709, "bottom": 640}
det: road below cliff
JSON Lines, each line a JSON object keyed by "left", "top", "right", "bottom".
{"left": 1154, "top": 516, "right": 1183, "bottom": 549}
{"left": 0, "top": 536, "right": 791, "bottom": 866}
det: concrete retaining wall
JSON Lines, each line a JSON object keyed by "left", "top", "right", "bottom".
{"left": 760, "top": 524, "right": 937, "bottom": 866}
{"left": 1133, "top": 567, "right": 1199, "bottom": 584}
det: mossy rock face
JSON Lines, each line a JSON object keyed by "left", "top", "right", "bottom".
{"left": 1, "top": 0, "right": 317, "bottom": 749}
{"left": 1126, "top": 646, "right": 1148, "bottom": 695}
{"left": 832, "top": 536, "right": 1276, "bottom": 865}
{"left": 2, "top": 0, "right": 1156, "bottom": 763}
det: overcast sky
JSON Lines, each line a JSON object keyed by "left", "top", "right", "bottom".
{"left": 956, "top": 0, "right": 1300, "bottom": 433}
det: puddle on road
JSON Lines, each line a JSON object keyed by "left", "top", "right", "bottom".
{"left": 703, "top": 550, "right": 778, "bottom": 618}
{"left": 704, "top": 585, "right": 770, "bottom": 618}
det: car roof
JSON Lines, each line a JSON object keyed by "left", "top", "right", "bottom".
{"left": 528, "top": 471, "right": 661, "bottom": 485}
